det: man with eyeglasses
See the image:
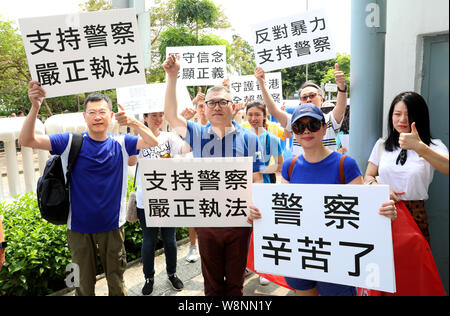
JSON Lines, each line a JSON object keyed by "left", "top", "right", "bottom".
{"left": 163, "top": 54, "right": 265, "bottom": 296}
{"left": 255, "top": 64, "right": 348, "bottom": 156}
{"left": 20, "top": 82, "right": 159, "bottom": 296}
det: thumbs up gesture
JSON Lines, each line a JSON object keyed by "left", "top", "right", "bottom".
{"left": 334, "top": 63, "right": 346, "bottom": 91}
{"left": 399, "top": 122, "right": 427, "bottom": 155}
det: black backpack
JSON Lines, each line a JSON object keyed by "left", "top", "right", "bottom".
{"left": 37, "top": 134, "right": 83, "bottom": 225}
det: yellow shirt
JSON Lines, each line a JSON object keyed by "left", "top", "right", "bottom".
{"left": 241, "top": 121, "right": 288, "bottom": 141}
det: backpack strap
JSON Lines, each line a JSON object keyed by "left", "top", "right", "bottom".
{"left": 66, "top": 133, "right": 84, "bottom": 187}
{"left": 339, "top": 155, "right": 346, "bottom": 184}
{"left": 287, "top": 156, "right": 300, "bottom": 183}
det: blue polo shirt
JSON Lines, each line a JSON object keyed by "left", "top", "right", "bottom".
{"left": 49, "top": 132, "right": 139, "bottom": 234}
{"left": 185, "top": 121, "right": 265, "bottom": 173}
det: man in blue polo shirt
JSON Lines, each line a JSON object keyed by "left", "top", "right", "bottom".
{"left": 163, "top": 55, "right": 265, "bottom": 296}
{"left": 20, "top": 81, "right": 159, "bottom": 296}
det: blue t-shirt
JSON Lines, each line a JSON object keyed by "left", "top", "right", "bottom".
{"left": 259, "top": 130, "right": 282, "bottom": 184}
{"left": 49, "top": 132, "right": 139, "bottom": 234}
{"left": 185, "top": 120, "right": 265, "bottom": 173}
{"left": 281, "top": 152, "right": 361, "bottom": 184}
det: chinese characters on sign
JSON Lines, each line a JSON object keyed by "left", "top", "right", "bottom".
{"left": 166, "top": 45, "right": 227, "bottom": 86}
{"left": 251, "top": 9, "right": 336, "bottom": 72}
{"left": 116, "top": 83, "right": 192, "bottom": 115}
{"left": 19, "top": 9, "right": 146, "bottom": 98}
{"left": 230, "top": 72, "right": 283, "bottom": 106}
{"left": 253, "top": 184, "right": 396, "bottom": 293}
{"left": 140, "top": 158, "right": 253, "bottom": 228}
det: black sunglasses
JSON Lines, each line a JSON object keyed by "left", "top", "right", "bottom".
{"left": 396, "top": 149, "right": 408, "bottom": 166}
{"left": 292, "top": 119, "right": 323, "bottom": 135}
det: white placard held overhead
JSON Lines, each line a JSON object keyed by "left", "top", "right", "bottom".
{"left": 19, "top": 9, "right": 146, "bottom": 98}
{"left": 252, "top": 184, "right": 396, "bottom": 293}
{"left": 251, "top": 9, "right": 336, "bottom": 72}
{"left": 116, "top": 83, "right": 192, "bottom": 115}
{"left": 166, "top": 45, "right": 227, "bottom": 86}
{"left": 230, "top": 72, "right": 283, "bottom": 106}
{"left": 140, "top": 157, "right": 253, "bottom": 228}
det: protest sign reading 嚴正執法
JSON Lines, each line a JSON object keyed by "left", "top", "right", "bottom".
{"left": 19, "top": 9, "right": 146, "bottom": 98}
{"left": 166, "top": 45, "right": 227, "bottom": 86}
{"left": 251, "top": 9, "right": 336, "bottom": 72}
{"left": 140, "top": 157, "right": 253, "bottom": 228}
{"left": 252, "top": 184, "right": 396, "bottom": 293}
{"left": 229, "top": 72, "right": 283, "bottom": 106}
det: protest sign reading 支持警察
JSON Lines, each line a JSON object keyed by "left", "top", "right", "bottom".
{"left": 251, "top": 9, "right": 336, "bottom": 72}
{"left": 19, "top": 9, "right": 146, "bottom": 98}
{"left": 252, "top": 184, "right": 396, "bottom": 293}
{"left": 229, "top": 72, "right": 283, "bottom": 106}
{"left": 140, "top": 157, "right": 253, "bottom": 228}
{"left": 116, "top": 83, "right": 193, "bottom": 115}
{"left": 166, "top": 45, "right": 227, "bottom": 86}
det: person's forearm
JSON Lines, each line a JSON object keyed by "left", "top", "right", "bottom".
{"left": 131, "top": 119, "right": 158, "bottom": 148}
{"left": 165, "top": 75, "right": 179, "bottom": 126}
{"left": 418, "top": 145, "right": 449, "bottom": 176}
{"left": 333, "top": 90, "right": 347, "bottom": 125}
{"left": 18, "top": 106, "right": 39, "bottom": 147}
{"left": 259, "top": 80, "right": 289, "bottom": 128}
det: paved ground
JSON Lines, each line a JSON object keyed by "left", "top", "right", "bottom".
{"left": 55, "top": 240, "right": 294, "bottom": 297}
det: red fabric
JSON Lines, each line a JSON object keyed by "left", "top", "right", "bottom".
{"left": 358, "top": 201, "right": 446, "bottom": 296}
{"left": 247, "top": 232, "right": 295, "bottom": 291}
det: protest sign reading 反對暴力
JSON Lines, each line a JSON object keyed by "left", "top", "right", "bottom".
{"left": 19, "top": 9, "right": 146, "bottom": 98}
{"left": 253, "top": 184, "right": 396, "bottom": 293}
{"left": 251, "top": 9, "right": 336, "bottom": 72}
{"left": 166, "top": 45, "right": 227, "bottom": 86}
{"left": 116, "top": 83, "right": 193, "bottom": 115}
{"left": 140, "top": 157, "right": 253, "bottom": 228}
{"left": 229, "top": 72, "right": 283, "bottom": 106}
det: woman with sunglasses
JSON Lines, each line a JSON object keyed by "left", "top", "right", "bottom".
{"left": 365, "top": 92, "right": 449, "bottom": 242}
{"left": 249, "top": 103, "right": 397, "bottom": 296}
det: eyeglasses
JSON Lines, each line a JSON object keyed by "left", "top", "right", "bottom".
{"left": 396, "top": 149, "right": 408, "bottom": 166}
{"left": 86, "top": 110, "right": 109, "bottom": 117}
{"left": 300, "top": 93, "right": 320, "bottom": 102}
{"left": 292, "top": 119, "right": 323, "bottom": 134}
{"left": 205, "top": 99, "right": 232, "bottom": 109}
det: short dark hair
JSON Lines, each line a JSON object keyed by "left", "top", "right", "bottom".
{"left": 385, "top": 91, "right": 434, "bottom": 152}
{"left": 83, "top": 93, "right": 113, "bottom": 112}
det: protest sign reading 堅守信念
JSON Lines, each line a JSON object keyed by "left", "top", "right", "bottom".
{"left": 251, "top": 9, "right": 336, "bottom": 72}
{"left": 140, "top": 157, "right": 253, "bottom": 228}
{"left": 19, "top": 9, "right": 146, "bottom": 98}
{"left": 116, "top": 83, "right": 193, "bottom": 115}
{"left": 252, "top": 184, "right": 396, "bottom": 293}
{"left": 166, "top": 45, "right": 227, "bottom": 86}
{"left": 230, "top": 72, "right": 283, "bottom": 106}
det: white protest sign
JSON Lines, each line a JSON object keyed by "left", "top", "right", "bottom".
{"left": 251, "top": 9, "right": 336, "bottom": 72}
{"left": 116, "top": 83, "right": 192, "bottom": 115}
{"left": 166, "top": 45, "right": 227, "bottom": 86}
{"left": 140, "top": 157, "right": 253, "bottom": 228}
{"left": 253, "top": 184, "right": 396, "bottom": 293}
{"left": 19, "top": 9, "right": 146, "bottom": 98}
{"left": 230, "top": 72, "right": 283, "bottom": 106}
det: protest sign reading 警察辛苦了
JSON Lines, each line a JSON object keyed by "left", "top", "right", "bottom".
{"left": 252, "top": 184, "right": 396, "bottom": 293}
{"left": 140, "top": 157, "right": 253, "bottom": 228}
{"left": 166, "top": 45, "right": 227, "bottom": 86}
{"left": 19, "top": 9, "right": 146, "bottom": 98}
{"left": 251, "top": 9, "right": 336, "bottom": 72}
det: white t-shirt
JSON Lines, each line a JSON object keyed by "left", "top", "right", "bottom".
{"left": 136, "top": 132, "right": 185, "bottom": 209}
{"left": 286, "top": 112, "right": 342, "bottom": 155}
{"left": 368, "top": 139, "right": 449, "bottom": 201}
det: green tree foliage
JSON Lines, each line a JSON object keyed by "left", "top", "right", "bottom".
{"left": 79, "top": 0, "right": 112, "bottom": 11}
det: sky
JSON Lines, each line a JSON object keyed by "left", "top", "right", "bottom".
{"left": 0, "top": 0, "right": 351, "bottom": 54}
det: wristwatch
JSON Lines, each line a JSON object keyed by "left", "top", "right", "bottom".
{"left": 338, "top": 84, "right": 348, "bottom": 93}
{"left": 0, "top": 242, "right": 7, "bottom": 248}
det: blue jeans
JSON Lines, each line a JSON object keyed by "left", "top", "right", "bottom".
{"left": 137, "top": 208, "right": 177, "bottom": 279}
